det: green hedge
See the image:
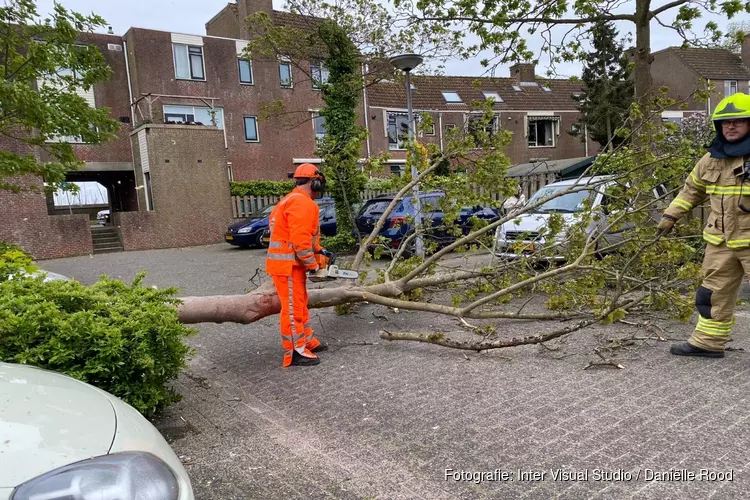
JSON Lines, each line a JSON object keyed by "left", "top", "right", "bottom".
{"left": 231, "top": 177, "right": 395, "bottom": 197}
{"left": 231, "top": 180, "right": 294, "bottom": 197}
{"left": 0, "top": 244, "right": 194, "bottom": 416}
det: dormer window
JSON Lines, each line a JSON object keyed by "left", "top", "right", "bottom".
{"left": 482, "top": 91, "right": 503, "bottom": 102}
{"left": 441, "top": 91, "right": 462, "bottom": 103}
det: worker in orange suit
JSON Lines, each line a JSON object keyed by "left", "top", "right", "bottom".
{"left": 265, "top": 164, "right": 331, "bottom": 367}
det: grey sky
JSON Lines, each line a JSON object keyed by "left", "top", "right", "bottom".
{"left": 36, "top": 0, "right": 736, "bottom": 79}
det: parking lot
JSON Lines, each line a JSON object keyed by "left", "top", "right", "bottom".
{"left": 42, "top": 244, "right": 750, "bottom": 499}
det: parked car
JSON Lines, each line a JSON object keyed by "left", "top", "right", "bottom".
{"left": 354, "top": 192, "right": 499, "bottom": 251}
{"left": 0, "top": 362, "right": 194, "bottom": 500}
{"left": 259, "top": 200, "right": 363, "bottom": 247}
{"left": 494, "top": 176, "right": 666, "bottom": 261}
{"left": 225, "top": 203, "right": 277, "bottom": 248}
{"left": 227, "top": 197, "right": 338, "bottom": 249}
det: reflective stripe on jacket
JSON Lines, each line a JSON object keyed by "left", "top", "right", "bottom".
{"left": 664, "top": 153, "right": 750, "bottom": 248}
{"left": 265, "top": 188, "right": 321, "bottom": 276}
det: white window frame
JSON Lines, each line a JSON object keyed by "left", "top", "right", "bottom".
{"left": 310, "top": 60, "right": 329, "bottom": 89}
{"left": 466, "top": 113, "right": 499, "bottom": 143}
{"left": 244, "top": 116, "right": 259, "bottom": 142}
{"left": 482, "top": 91, "right": 503, "bottom": 102}
{"left": 527, "top": 117, "right": 558, "bottom": 148}
{"left": 279, "top": 58, "right": 293, "bottom": 88}
{"left": 725, "top": 80, "right": 738, "bottom": 97}
{"left": 311, "top": 111, "right": 326, "bottom": 142}
{"left": 238, "top": 58, "right": 254, "bottom": 85}
{"left": 172, "top": 44, "right": 205, "bottom": 81}
{"left": 163, "top": 105, "right": 224, "bottom": 129}
{"left": 387, "top": 111, "right": 411, "bottom": 150}
{"left": 441, "top": 91, "right": 462, "bottom": 103}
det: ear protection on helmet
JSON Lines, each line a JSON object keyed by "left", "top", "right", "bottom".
{"left": 311, "top": 170, "right": 326, "bottom": 193}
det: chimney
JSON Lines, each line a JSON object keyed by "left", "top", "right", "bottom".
{"left": 510, "top": 62, "right": 536, "bottom": 83}
{"left": 742, "top": 34, "right": 750, "bottom": 69}
{"left": 237, "top": 0, "right": 274, "bottom": 39}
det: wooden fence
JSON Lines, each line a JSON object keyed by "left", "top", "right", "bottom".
{"left": 231, "top": 174, "right": 564, "bottom": 219}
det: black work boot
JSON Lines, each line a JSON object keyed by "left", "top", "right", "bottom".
{"left": 291, "top": 351, "right": 320, "bottom": 366}
{"left": 670, "top": 342, "right": 724, "bottom": 358}
{"left": 310, "top": 343, "right": 328, "bottom": 353}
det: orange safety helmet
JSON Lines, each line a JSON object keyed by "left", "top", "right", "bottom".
{"left": 292, "top": 163, "right": 326, "bottom": 193}
{"left": 293, "top": 163, "right": 321, "bottom": 178}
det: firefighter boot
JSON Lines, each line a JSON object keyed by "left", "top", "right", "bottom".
{"left": 670, "top": 342, "right": 725, "bottom": 358}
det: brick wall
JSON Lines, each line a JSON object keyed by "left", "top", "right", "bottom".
{"left": 116, "top": 124, "right": 232, "bottom": 251}
{"left": 368, "top": 108, "right": 595, "bottom": 172}
{"left": 0, "top": 176, "right": 93, "bottom": 260}
{"left": 124, "top": 26, "right": 371, "bottom": 182}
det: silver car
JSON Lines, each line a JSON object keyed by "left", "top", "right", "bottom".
{"left": 0, "top": 362, "right": 194, "bottom": 500}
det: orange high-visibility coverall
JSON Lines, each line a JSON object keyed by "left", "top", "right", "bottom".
{"left": 265, "top": 188, "right": 324, "bottom": 367}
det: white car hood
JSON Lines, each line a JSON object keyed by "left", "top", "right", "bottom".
{"left": 0, "top": 363, "right": 116, "bottom": 488}
{"left": 502, "top": 212, "right": 579, "bottom": 235}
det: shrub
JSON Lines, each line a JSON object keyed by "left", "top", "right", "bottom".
{"left": 231, "top": 180, "right": 294, "bottom": 197}
{"left": 0, "top": 250, "right": 194, "bottom": 416}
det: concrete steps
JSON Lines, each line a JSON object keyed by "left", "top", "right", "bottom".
{"left": 91, "top": 226, "right": 123, "bottom": 254}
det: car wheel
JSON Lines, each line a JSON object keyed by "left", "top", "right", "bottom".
{"left": 256, "top": 231, "right": 269, "bottom": 248}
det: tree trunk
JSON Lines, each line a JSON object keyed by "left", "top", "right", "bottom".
{"left": 633, "top": 0, "right": 653, "bottom": 107}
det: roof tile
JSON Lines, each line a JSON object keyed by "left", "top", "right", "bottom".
{"left": 667, "top": 47, "right": 750, "bottom": 79}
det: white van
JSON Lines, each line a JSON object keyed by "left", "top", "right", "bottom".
{"left": 494, "top": 176, "right": 666, "bottom": 261}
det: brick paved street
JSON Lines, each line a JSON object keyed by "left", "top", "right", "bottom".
{"left": 43, "top": 244, "right": 750, "bottom": 499}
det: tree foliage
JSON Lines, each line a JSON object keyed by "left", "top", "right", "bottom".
{"left": 0, "top": 246, "right": 194, "bottom": 416}
{"left": 571, "top": 22, "right": 633, "bottom": 151}
{"left": 718, "top": 20, "right": 750, "bottom": 52}
{"left": 394, "top": 0, "right": 750, "bottom": 106}
{"left": 0, "top": 0, "right": 119, "bottom": 192}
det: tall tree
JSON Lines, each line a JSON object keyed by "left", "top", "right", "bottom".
{"left": 572, "top": 22, "right": 633, "bottom": 151}
{"left": 393, "top": 0, "right": 750, "bottom": 108}
{"left": 0, "top": 0, "right": 118, "bottom": 192}
{"left": 719, "top": 21, "right": 750, "bottom": 52}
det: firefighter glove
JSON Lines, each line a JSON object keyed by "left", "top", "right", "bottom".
{"left": 657, "top": 215, "right": 677, "bottom": 235}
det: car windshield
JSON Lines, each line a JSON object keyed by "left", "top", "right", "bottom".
{"left": 250, "top": 204, "right": 275, "bottom": 218}
{"left": 527, "top": 185, "right": 593, "bottom": 214}
{"left": 359, "top": 199, "right": 396, "bottom": 217}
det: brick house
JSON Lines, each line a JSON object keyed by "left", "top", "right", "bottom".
{"left": 2, "top": 0, "right": 596, "bottom": 260}
{"left": 650, "top": 36, "right": 750, "bottom": 122}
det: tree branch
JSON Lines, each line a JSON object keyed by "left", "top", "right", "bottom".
{"left": 649, "top": 0, "right": 691, "bottom": 18}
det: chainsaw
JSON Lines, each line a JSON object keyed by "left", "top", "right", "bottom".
{"left": 308, "top": 252, "right": 360, "bottom": 282}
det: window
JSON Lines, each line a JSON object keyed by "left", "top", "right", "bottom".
{"left": 445, "top": 123, "right": 457, "bottom": 132}
{"left": 173, "top": 44, "right": 205, "bottom": 80}
{"left": 310, "top": 61, "right": 329, "bottom": 89}
{"left": 163, "top": 105, "right": 224, "bottom": 129}
{"left": 144, "top": 172, "right": 154, "bottom": 211}
{"left": 512, "top": 85, "right": 522, "bottom": 92}
{"left": 46, "top": 124, "right": 98, "bottom": 144}
{"left": 279, "top": 60, "right": 293, "bottom": 88}
{"left": 441, "top": 91, "right": 462, "bottom": 103}
{"left": 725, "top": 80, "right": 738, "bottom": 97}
{"left": 528, "top": 117, "right": 557, "bottom": 147}
{"left": 661, "top": 111, "right": 684, "bottom": 125}
{"left": 390, "top": 165, "right": 404, "bottom": 177}
{"left": 244, "top": 116, "right": 259, "bottom": 142}
{"left": 482, "top": 91, "right": 503, "bottom": 102}
{"left": 387, "top": 112, "right": 410, "bottom": 150}
{"left": 312, "top": 113, "right": 326, "bottom": 141}
{"left": 468, "top": 114, "right": 498, "bottom": 142}
{"left": 238, "top": 59, "right": 253, "bottom": 84}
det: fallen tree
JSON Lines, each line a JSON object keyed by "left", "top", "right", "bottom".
{"left": 177, "top": 97, "right": 707, "bottom": 352}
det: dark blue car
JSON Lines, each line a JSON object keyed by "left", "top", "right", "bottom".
{"left": 226, "top": 197, "right": 337, "bottom": 248}
{"left": 354, "top": 192, "right": 498, "bottom": 251}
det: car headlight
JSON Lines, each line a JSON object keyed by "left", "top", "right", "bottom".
{"left": 237, "top": 226, "right": 253, "bottom": 234}
{"left": 12, "top": 452, "right": 179, "bottom": 500}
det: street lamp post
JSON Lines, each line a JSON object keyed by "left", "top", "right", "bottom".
{"left": 389, "top": 54, "right": 424, "bottom": 257}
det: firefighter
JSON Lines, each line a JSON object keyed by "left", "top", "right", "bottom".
{"left": 266, "top": 164, "right": 331, "bottom": 367}
{"left": 658, "top": 92, "right": 750, "bottom": 358}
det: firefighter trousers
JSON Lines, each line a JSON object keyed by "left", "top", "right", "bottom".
{"left": 689, "top": 243, "right": 750, "bottom": 352}
{"left": 271, "top": 266, "right": 323, "bottom": 367}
